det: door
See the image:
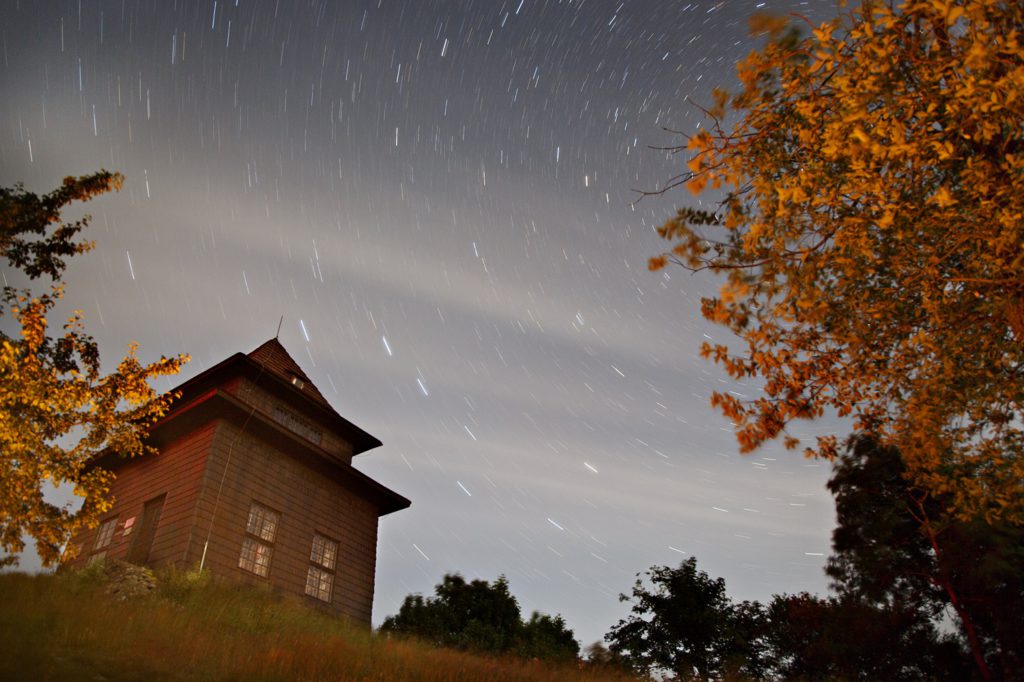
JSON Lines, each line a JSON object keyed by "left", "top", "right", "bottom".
{"left": 126, "top": 494, "right": 166, "bottom": 565}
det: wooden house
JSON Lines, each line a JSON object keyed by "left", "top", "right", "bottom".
{"left": 64, "top": 339, "right": 410, "bottom": 624}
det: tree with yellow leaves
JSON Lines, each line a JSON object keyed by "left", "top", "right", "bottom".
{"left": 650, "top": 0, "right": 1024, "bottom": 523}
{"left": 1, "top": 172, "right": 188, "bottom": 566}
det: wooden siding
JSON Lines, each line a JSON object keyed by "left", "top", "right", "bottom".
{"left": 226, "top": 377, "right": 354, "bottom": 464}
{"left": 63, "top": 339, "right": 405, "bottom": 627}
{"left": 188, "top": 419, "right": 379, "bottom": 624}
{"left": 66, "top": 422, "right": 216, "bottom": 570}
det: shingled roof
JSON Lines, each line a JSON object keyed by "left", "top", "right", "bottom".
{"left": 247, "top": 338, "right": 333, "bottom": 410}
{"left": 242, "top": 338, "right": 381, "bottom": 455}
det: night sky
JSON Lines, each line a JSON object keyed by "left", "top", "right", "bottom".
{"left": 2, "top": 0, "right": 843, "bottom": 647}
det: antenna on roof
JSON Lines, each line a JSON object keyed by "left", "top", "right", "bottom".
{"left": 275, "top": 315, "right": 284, "bottom": 339}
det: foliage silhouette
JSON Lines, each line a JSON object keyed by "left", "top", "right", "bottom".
{"left": 605, "top": 557, "right": 769, "bottom": 681}
{"left": 381, "top": 573, "right": 580, "bottom": 662}
{"left": 827, "top": 434, "right": 1024, "bottom": 680}
{"left": 604, "top": 434, "right": 1024, "bottom": 680}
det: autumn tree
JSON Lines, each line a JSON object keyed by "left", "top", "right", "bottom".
{"left": 648, "top": 1, "right": 1024, "bottom": 522}
{"left": 1, "top": 172, "right": 187, "bottom": 567}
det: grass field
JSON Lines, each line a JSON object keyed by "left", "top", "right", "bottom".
{"left": 0, "top": 567, "right": 635, "bottom": 681}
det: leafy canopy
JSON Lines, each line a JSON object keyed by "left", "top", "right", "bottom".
{"left": 650, "top": 0, "right": 1024, "bottom": 522}
{"left": 380, "top": 573, "right": 580, "bottom": 662}
{"left": 605, "top": 557, "right": 770, "bottom": 681}
{"left": 764, "top": 591, "right": 965, "bottom": 681}
{"left": 1, "top": 172, "right": 187, "bottom": 567}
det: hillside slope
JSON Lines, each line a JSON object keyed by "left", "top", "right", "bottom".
{"left": 0, "top": 566, "right": 634, "bottom": 681}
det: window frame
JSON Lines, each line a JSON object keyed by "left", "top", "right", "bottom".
{"left": 90, "top": 516, "right": 118, "bottom": 562}
{"left": 305, "top": 532, "right": 338, "bottom": 602}
{"left": 238, "top": 502, "right": 279, "bottom": 577}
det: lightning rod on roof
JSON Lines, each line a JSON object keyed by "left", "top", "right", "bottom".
{"left": 276, "top": 315, "right": 284, "bottom": 339}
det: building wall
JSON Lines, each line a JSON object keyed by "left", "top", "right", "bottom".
{"left": 188, "top": 418, "right": 380, "bottom": 624}
{"left": 66, "top": 421, "right": 216, "bottom": 570}
{"left": 224, "top": 377, "right": 354, "bottom": 464}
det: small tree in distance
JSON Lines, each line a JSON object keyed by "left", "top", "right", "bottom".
{"left": 581, "top": 641, "right": 629, "bottom": 673}
{"left": 515, "top": 611, "right": 582, "bottom": 663}
{"left": 380, "top": 573, "right": 580, "bottom": 663}
{"left": 605, "top": 557, "right": 769, "bottom": 681}
{"left": 0, "top": 172, "right": 188, "bottom": 566}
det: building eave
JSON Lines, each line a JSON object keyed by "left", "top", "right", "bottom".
{"left": 160, "top": 351, "right": 382, "bottom": 455}
{"left": 95, "top": 388, "right": 409, "bottom": 517}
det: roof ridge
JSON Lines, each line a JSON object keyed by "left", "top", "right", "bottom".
{"left": 247, "top": 338, "right": 332, "bottom": 409}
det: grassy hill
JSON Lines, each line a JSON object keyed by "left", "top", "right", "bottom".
{"left": 0, "top": 565, "right": 635, "bottom": 681}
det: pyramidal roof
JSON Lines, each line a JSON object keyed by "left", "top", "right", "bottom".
{"left": 247, "top": 338, "right": 334, "bottom": 410}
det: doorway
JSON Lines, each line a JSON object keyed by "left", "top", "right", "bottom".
{"left": 126, "top": 494, "right": 166, "bottom": 565}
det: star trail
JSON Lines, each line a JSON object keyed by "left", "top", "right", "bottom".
{"left": 1, "top": 0, "right": 841, "bottom": 646}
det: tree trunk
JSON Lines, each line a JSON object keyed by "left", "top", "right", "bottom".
{"left": 915, "top": 501, "right": 992, "bottom": 681}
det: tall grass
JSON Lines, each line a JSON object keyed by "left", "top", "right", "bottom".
{"left": 0, "top": 569, "right": 636, "bottom": 681}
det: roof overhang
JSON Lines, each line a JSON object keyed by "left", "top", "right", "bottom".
{"left": 95, "top": 388, "right": 410, "bottom": 517}
{"left": 165, "top": 351, "right": 382, "bottom": 455}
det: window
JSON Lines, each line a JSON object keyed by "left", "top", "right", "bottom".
{"left": 273, "top": 405, "right": 323, "bottom": 445}
{"left": 245, "top": 503, "right": 279, "bottom": 541}
{"left": 238, "top": 503, "right": 279, "bottom": 577}
{"left": 89, "top": 516, "right": 118, "bottom": 563}
{"left": 310, "top": 533, "right": 337, "bottom": 570}
{"left": 92, "top": 516, "right": 118, "bottom": 552}
{"left": 306, "top": 566, "right": 333, "bottom": 602}
{"left": 239, "top": 537, "right": 273, "bottom": 577}
{"left": 305, "top": 533, "right": 338, "bottom": 602}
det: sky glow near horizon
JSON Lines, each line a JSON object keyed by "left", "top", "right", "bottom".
{"left": 1, "top": 0, "right": 842, "bottom": 647}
